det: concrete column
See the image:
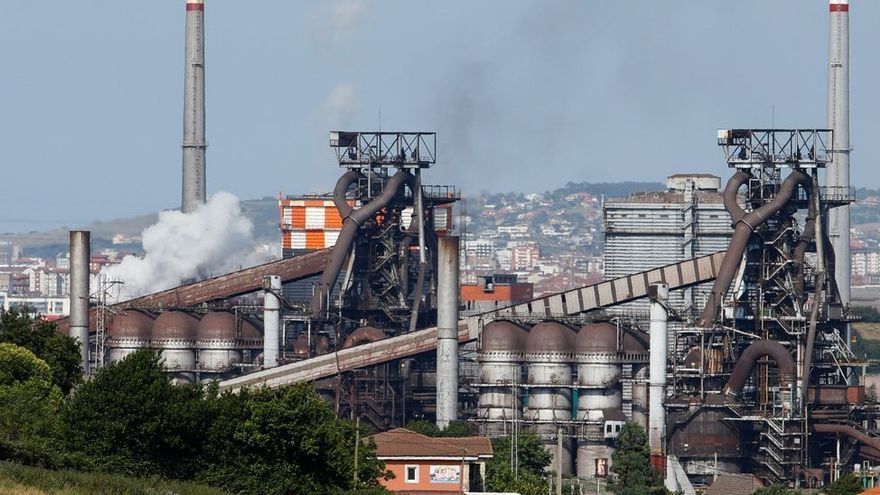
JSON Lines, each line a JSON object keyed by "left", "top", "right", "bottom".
{"left": 263, "top": 275, "right": 281, "bottom": 368}
{"left": 648, "top": 283, "right": 669, "bottom": 455}
{"left": 69, "top": 231, "right": 91, "bottom": 375}
{"left": 436, "top": 236, "right": 460, "bottom": 429}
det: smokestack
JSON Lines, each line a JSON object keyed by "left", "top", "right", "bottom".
{"left": 182, "top": 0, "right": 206, "bottom": 214}
{"left": 436, "top": 236, "right": 460, "bottom": 429}
{"left": 263, "top": 275, "right": 281, "bottom": 368}
{"left": 69, "top": 231, "right": 91, "bottom": 375}
{"left": 827, "top": 0, "right": 850, "bottom": 307}
{"left": 648, "top": 284, "right": 668, "bottom": 457}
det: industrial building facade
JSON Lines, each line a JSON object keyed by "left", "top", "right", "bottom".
{"left": 603, "top": 174, "right": 733, "bottom": 316}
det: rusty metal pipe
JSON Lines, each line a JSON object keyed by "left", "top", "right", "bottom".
{"left": 813, "top": 423, "right": 880, "bottom": 454}
{"left": 723, "top": 339, "right": 796, "bottom": 396}
{"left": 722, "top": 170, "right": 751, "bottom": 223}
{"left": 698, "top": 170, "right": 811, "bottom": 327}
{"left": 310, "top": 170, "right": 416, "bottom": 317}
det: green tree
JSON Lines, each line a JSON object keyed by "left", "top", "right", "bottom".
{"left": 198, "top": 383, "right": 389, "bottom": 494}
{"left": 404, "top": 419, "right": 471, "bottom": 437}
{"left": 62, "top": 349, "right": 206, "bottom": 479}
{"left": 0, "top": 343, "right": 63, "bottom": 465}
{"left": 439, "top": 420, "right": 472, "bottom": 437}
{"left": 610, "top": 422, "right": 664, "bottom": 495}
{"left": 486, "top": 432, "right": 552, "bottom": 495}
{"left": 824, "top": 473, "right": 864, "bottom": 495}
{"left": 405, "top": 419, "right": 441, "bottom": 437}
{"left": 0, "top": 309, "right": 82, "bottom": 395}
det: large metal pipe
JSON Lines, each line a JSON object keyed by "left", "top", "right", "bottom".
{"left": 263, "top": 275, "right": 281, "bottom": 368}
{"left": 827, "top": 0, "right": 851, "bottom": 309}
{"left": 310, "top": 170, "right": 415, "bottom": 317}
{"left": 698, "top": 170, "right": 810, "bottom": 327}
{"left": 69, "top": 231, "right": 91, "bottom": 375}
{"left": 723, "top": 339, "right": 795, "bottom": 397}
{"left": 648, "top": 283, "right": 668, "bottom": 455}
{"left": 182, "top": 0, "right": 206, "bottom": 213}
{"left": 813, "top": 423, "right": 880, "bottom": 454}
{"left": 436, "top": 235, "right": 460, "bottom": 429}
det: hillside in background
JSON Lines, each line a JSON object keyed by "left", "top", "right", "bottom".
{"left": 4, "top": 181, "right": 880, "bottom": 260}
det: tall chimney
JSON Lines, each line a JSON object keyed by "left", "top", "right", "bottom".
{"left": 263, "top": 275, "right": 281, "bottom": 368}
{"left": 436, "top": 236, "right": 460, "bottom": 430}
{"left": 182, "top": 0, "right": 206, "bottom": 214}
{"left": 827, "top": 0, "right": 850, "bottom": 308}
{"left": 69, "top": 231, "right": 91, "bottom": 375}
{"left": 648, "top": 283, "right": 669, "bottom": 457}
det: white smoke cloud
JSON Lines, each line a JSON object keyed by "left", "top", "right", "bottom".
{"left": 312, "top": 82, "right": 361, "bottom": 128}
{"left": 101, "top": 192, "right": 258, "bottom": 301}
{"left": 306, "top": 0, "right": 369, "bottom": 54}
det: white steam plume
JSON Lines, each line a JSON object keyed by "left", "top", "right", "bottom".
{"left": 102, "top": 192, "right": 257, "bottom": 301}
{"left": 306, "top": 0, "right": 369, "bottom": 54}
{"left": 312, "top": 83, "right": 361, "bottom": 128}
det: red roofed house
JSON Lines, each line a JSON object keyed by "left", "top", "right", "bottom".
{"left": 369, "top": 428, "right": 493, "bottom": 494}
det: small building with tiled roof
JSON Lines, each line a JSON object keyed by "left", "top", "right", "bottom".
{"left": 703, "top": 472, "right": 764, "bottom": 495}
{"left": 369, "top": 428, "right": 493, "bottom": 494}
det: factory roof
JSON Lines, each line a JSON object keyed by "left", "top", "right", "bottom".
{"left": 668, "top": 173, "right": 720, "bottom": 178}
{"left": 703, "top": 472, "right": 764, "bottom": 495}
{"left": 370, "top": 428, "right": 493, "bottom": 459}
{"left": 605, "top": 190, "right": 724, "bottom": 205}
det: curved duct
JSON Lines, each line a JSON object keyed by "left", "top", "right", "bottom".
{"left": 722, "top": 170, "right": 751, "bottom": 224}
{"left": 793, "top": 193, "right": 817, "bottom": 302}
{"left": 310, "top": 170, "right": 416, "bottom": 316}
{"left": 812, "top": 424, "right": 880, "bottom": 457}
{"left": 341, "top": 326, "right": 387, "bottom": 349}
{"left": 723, "top": 339, "right": 796, "bottom": 396}
{"left": 698, "top": 170, "right": 811, "bottom": 327}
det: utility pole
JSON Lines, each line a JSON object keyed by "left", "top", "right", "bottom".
{"left": 353, "top": 416, "right": 360, "bottom": 486}
{"left": 556, "top": 426, "right": 563, "bottom": 495}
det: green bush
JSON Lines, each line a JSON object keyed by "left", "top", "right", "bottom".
{"left": 0, "top": 309, "right": 82, "bottom": 395}
{"left": 0, "top": 343, "right": 64, "bottom": 466}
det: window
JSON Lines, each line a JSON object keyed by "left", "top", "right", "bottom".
{"left": 615, "top": 424, "right": 621, "bottom": 433}
{"left": 405, "top": 465, "right": 419, "bottom": 483}
{"left": 606, "top": 424, "right": 613, "bottom": 434}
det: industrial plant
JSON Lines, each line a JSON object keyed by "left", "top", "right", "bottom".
{"left": 51, "top": 0, "right": 880, "bottom": 492}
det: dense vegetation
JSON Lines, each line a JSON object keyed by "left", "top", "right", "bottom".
{"left": 610, "top": 422, "right": 668, "bottom": 495}
{"left": 485, "top": 432, "right": 552, "bottom": 495}
{"left": 0, "top": 311, "right": 390, "bottom": 494}
{"left": 0, "top": 461, "right": 228, "bottom": 495}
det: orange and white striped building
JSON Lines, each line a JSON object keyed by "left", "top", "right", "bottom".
{"left": 279, "top": 196, "right": 354, "bottom": 254}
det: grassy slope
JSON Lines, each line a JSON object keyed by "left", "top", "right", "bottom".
{"left": 0, "top": 462, "right": 227, "bottom": 495}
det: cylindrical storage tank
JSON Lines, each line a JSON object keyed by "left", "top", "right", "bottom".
{"left": 238, "top": 317, "right": 263, "bottom": 365}
{"left": 575, "top": 323, "right": 622, "bottom": 419}
{"left": 151, "top": 311, "right": 198, "bottom": 374}
{"left": 107, "top": 310, "right": 154, "bottom": 363}
{"left": 623, "top": 330, "right": 650, "bottom": 427}
{"left": 477, "top": 320, "right": 529, "bottom": 436}
{"left": 575, "top": 322, "right": 622, "bottom": 478}
{"left": 526, "top": 321, "right": 576, "bottom": 475}
{"left": 196, "top": 312, "right": 242, "bottom": 372}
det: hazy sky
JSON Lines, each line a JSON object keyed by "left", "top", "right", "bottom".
{"left": 1, "top": 1, "right": 878, "bottom": 233}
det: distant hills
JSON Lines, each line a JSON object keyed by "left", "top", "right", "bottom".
{"left": 5, "top": 181, "right": 880, "bottom": 259}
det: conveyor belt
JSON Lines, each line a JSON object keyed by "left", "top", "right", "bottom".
{"left": 218, "top": 251, "right": 726, "bottom": 391}
{"left": 57, "top": 248, "right": 332, "bottom": 334}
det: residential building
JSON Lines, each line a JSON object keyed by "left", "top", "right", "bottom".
{"left": 369, "top": 428, "right": 493, "bottom": 493}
